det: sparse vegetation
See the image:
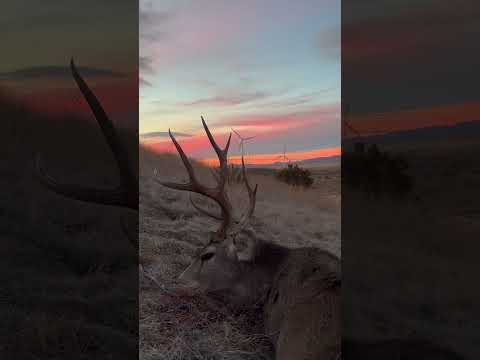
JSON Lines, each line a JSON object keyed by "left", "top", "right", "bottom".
{"left": 275, "top": 163, "right": 314, "bottom": 188}
{"left": 342, "top": 142, "right": 413, "bottom": 198}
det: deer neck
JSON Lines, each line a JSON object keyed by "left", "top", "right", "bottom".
{"left": 251, "top": 240, "right": 290, "bottom": 274}
{"left": 238, "top": 240, "right": 290, "bottom": 303}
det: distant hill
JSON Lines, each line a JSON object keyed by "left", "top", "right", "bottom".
{"left": 239, "top": 155, "right": 341, "bottom": 169}
{"left": 345, "top": 120, "right": 480, "bottom": 145}
{"left": 297, "top": 155, "right": 341, "bottom": 166}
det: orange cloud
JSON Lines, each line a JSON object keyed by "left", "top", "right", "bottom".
{"left": 225, "top": 103, "right": 339, "bottom": 130}
{"left": 8, "top": 73, "right": 137, "bottom": 117}
{"left": 141, "top": 131, "right": 230, "bottom": 155}
{"left": 345, "top": 101, "right": 480, "bottom": 136}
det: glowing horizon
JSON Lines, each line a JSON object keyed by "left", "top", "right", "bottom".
{"left": 344, "top": 100, "right": 480, "bottom": 137}
{"left": 200, "top": 146, "right": 341, "bottom": 166}
{"left": 142, "top": 139, "right": 341, "bottom": 166}
{"left": 1, "top": 2, "right": 137, "bottom": 126}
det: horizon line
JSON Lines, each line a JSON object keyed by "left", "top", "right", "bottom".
{"left": 200, "top": 146, "right": 341, "bottom": 166}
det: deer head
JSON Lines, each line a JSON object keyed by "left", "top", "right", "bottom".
{"left": 161, "top": 118, "right": 267, "bottom": 303}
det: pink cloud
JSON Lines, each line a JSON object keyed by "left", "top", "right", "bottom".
{"left": 223, "top": 103, "right": 339, "bottom": 130}
{"left": 142, "top": 2, "right": 261, "bottom": 70}
{"left": 10, "top": 73, "right": 137, "bottom": 118}
{"left": 142, "top": 131, "right": 231, "bottom": 158}
{"left": 182, "top": 91, "right": 270, "bottom": 107}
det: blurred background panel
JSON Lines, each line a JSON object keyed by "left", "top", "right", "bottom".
{"left": 0, "top": 1, "right": 138, "bottom": 359}
{"left": 342, "top": 1, "right": 480, "bottom": 359}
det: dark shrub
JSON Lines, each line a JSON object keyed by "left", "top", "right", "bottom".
{"left": 276, "top": 164, "right": 314, "bottom": 188}
{"left": 343, "top": 142, "right": 413, "bottom": 198}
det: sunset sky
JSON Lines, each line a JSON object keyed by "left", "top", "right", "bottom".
{"left": 1, "top": 1, "right": 137, "bottom": 127}
{"left": 343, "top": 1, "right": 480, "bottom": 136}
{"left": 140, "top": 0, "right": 341, "bottom": 164}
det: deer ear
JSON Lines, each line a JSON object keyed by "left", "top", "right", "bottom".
{"left": 236, "top": 238, "right": 257, "bottom": 262}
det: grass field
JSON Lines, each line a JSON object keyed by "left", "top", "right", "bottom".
{"left": 139, "top": 147, "right": 340, "bottom": 359}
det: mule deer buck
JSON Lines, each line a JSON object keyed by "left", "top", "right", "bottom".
{"left": 160, "top": 118, "right": 341, "bottom": 360}
{"left": 36, "top": 59, "right": 138, "bottom": 246}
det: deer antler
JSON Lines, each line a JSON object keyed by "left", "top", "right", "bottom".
{"left": 230, "top": 153, "right": 258, "bottom": 235}
{"left": 240, "top": 154, "right": 258, "bottom": 221}
{"left": 191, "top": 154, "right": 258, "bottom": 233}
{"left": 160, "top": 117, "right": 233, "bottom": 240}
{"left": 36, "top": 59, "right": 138, "bottom": 210}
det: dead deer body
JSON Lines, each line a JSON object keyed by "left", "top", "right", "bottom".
{"left": 161, "top": 118, "right": 341, "bottom": 360}
{"left": 36, "top": 59, "right": 138, "bottom": 247}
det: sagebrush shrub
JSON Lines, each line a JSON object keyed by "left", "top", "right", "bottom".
{"left": 343, "top": 142, "right": 413, "bottom": 198}
{"left": 276, "top": 164, "right": 314, "bottom": 188}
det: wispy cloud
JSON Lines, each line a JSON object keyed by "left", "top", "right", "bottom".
{"left": 139, "top": 3, "right": 170, "bottom": 42}
{"left": 140, "top": 131, "right": 192, "bottom": 139}
{"left": 182, "top": 91, "right": 270, "bottom": 107}
{"left": 343, "top": 3, "right": 480, "bottom": 113}
{"left": 223, "top": 103, "right": 339, "bottom": 130}
{"left": 140, "top": 77, "right": 153, "bottom": 88}
{"left": 255, "top": 89, "right": 337, "bottom": 109}
{"left": 0, "top": 65, "right": 124, "bottom": 81}
{"left": 139, "top": 56, "right": 155, "bottom": 74}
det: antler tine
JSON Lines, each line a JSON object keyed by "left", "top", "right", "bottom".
{"left": 36, "top": 58, "right": 137, "bottom": 210}
{"left": 200, "top": 115, "right": 232, "bottom": 205}
{"left": 229, "top": 153, "right": 258, "bottom": 237}
{"left": 201, "top": 116, "right": 232, "bottom": 187}
{"left": 240, "top": 153, "right": 258, "bottom": 221}
{"left": 202, "top": 116, "right": 231, "bottom": 157}
{"left": 36, "top": 154, "right": 133, "bottom": 208}
{"left": 160, "top": 129, "right": 202, "bottom": 191}
{"left": 70, "top": 59, "right": 135, "bottom": 192}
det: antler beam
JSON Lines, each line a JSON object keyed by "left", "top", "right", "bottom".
{"left": 160, "top": 118, "right": 233, "bottom": 240}
{"left": 36, "top": 58, "right": 138, "bottom": 210}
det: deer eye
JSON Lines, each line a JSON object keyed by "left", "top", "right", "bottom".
{"left": 200, "top": 252, "right": 215, "bottom": 262}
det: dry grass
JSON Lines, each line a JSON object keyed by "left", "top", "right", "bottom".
{"left": 139, "top": 147, "right": 340, "bottom": 359}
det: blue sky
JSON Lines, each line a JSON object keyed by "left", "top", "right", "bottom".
{"left": 140, "top": 0, "right": 340, "bottom": 162}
